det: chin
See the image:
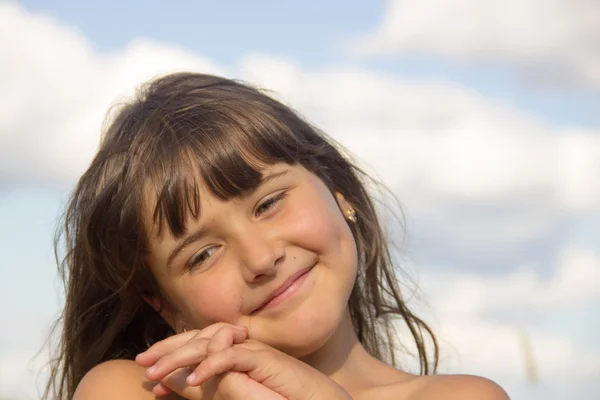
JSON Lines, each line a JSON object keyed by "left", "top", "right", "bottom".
{"left": 287, "top": 320, "right": 339, "bottom": 357}
{"left": 257, "top": 296, "right": 349, "bottom": 358}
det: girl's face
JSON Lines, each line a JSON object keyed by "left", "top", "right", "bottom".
{"left": 146, "top": 163, "right": 358, "bottom": 356}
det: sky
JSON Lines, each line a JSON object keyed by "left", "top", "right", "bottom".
{"left": 0, "top": 1, "right": 599, "bottom": 399}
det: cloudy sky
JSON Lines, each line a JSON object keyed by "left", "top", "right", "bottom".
{"left": 1, "top": 1, "right": 599, "bottom": 399}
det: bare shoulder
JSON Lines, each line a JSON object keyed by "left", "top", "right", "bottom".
{"left": 404, "top": 374, "right": 510, "bottom": 400}
{"left": 74, "top": 359, "right": 173, "bottom": 400}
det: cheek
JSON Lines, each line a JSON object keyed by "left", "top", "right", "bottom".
{"left": 179, "top": 273, "right": 243, "bottom": 326}
{"left": 286, "top": 193, "right": 356, "bottom": 262}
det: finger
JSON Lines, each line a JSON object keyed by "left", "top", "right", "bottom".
{"left": 159, "top": 368, "right": 222, "bottom": 400}
{"left": 147, "top": 326, "right": 248, "bottom": 381}
{"left": 156, "top": 368, "right": 195, "bottom": 397}
{"left": 151, "top": 382, "right": 172, "bottom": 397}
{"left": 136, "top": 322, "right": 246, "bottom": 366}
{"left": 206, "top": 325, "right": 248, "bottom": 355}
{"left": 145, "top": 337, "right": 210, "bottom": 380}
{"left": 188, "top": 326, "right": 247, "bottom": 385}
{"left": 187, "top": 347, "right": 267, "bottom": 386}
{"left": 232, "top": 338, "right": 269, "bottom": 352}
{"left": 188, "top": 347, "right": 323, "bottom": 400}
{"left": 137, "top": 322, "right": 245, "bottom": 366}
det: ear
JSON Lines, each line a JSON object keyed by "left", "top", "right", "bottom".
{"left": 335, "top": 192, "right": 352, "bottom": 211}
{"left": 335, "top": 192, "right": 358, "bottom": 224}
{"left": 143, "top": 295, "right": 180, "bottom": 332}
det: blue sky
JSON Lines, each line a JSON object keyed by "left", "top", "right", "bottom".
{"left": 1, "top": 1, "right": 599, "bottom": 399}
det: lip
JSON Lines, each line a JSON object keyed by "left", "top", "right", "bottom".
{"left": 252, "top": 265, "right": 314, "bottom": 313}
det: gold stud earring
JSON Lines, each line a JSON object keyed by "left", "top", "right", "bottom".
{"left": 346, "top": 208, "right": 357, "bottom": 223}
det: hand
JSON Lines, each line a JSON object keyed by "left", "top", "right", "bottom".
{"left": 187, "top": 339, "right": 352, "bottom": 400}
{"left": 136, "top": 323, "right": 285, "bottom": 399}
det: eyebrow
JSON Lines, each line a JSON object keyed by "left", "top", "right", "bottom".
{"left": 165, "top": 169, "right": 290, "bottom": 270}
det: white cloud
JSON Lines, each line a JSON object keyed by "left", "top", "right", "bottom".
{"left": 0, "top": 2, "right": 222, "bottom": 185}
{"left": 349, "top": 0, "right": 600, "bottom": 88}
{"left": 421, "top": 243, "right": 600, "bottom": 317}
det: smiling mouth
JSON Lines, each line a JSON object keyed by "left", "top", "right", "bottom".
{"left": 252, "top": 265, "right": 314, "bottom": 314}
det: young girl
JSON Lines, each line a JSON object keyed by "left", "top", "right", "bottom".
{"left": 44, "top": 72, "right": 509, "bottom": 400}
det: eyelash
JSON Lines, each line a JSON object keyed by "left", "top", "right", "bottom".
{"left": 186, "top": 191, "right": 288, "bottom": 270}
{"left": 255, "top": 191, "right": 287, "bottom": 216}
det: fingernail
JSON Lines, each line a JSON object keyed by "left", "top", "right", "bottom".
{"left": 146, "top": 365, "right": 157, "bottom": 375}
{"left": 187, "top": 373, "right": 196, "bottom": 385}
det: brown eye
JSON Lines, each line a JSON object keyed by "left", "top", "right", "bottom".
{"left": 188, "top": 246, "right": 219, "bottom": 269}
{"left": 255, "top": 192, "right": 287, "bottom": 216}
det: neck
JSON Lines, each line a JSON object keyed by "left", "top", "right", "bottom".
{"left": 299, "top": 309, "right": 394, "bottom": 392}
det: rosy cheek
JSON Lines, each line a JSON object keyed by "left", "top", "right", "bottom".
{"left": 182, "top": 280, "right": 242, "bottom": 324}
{"left": 288, "top": 200, "right": 343, "bottom": 252}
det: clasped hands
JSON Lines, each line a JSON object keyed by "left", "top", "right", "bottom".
{"left": 135, "top": 323, "right": 351, "bottom": 400}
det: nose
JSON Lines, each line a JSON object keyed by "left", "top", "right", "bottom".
{"left": 234, "top": 225, "right": 285, "bottom": 282}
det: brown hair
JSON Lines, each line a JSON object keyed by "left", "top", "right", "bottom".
{"left": 43, "top": 72, "right": 438, "bottom": 399}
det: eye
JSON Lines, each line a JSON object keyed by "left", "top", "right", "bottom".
{"left": 187, "top": 246, "right": 219, "bottom": 270}
{"left": 255, "top": 192, "right": 287, "bottom": 216}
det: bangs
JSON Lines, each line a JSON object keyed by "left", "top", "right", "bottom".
{"left": 142, "top": 103, "right": 299, "bottom": 239}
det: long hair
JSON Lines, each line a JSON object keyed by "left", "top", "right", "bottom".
{"left": 43, "top": 72, "right": 439, "bottom": 399}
